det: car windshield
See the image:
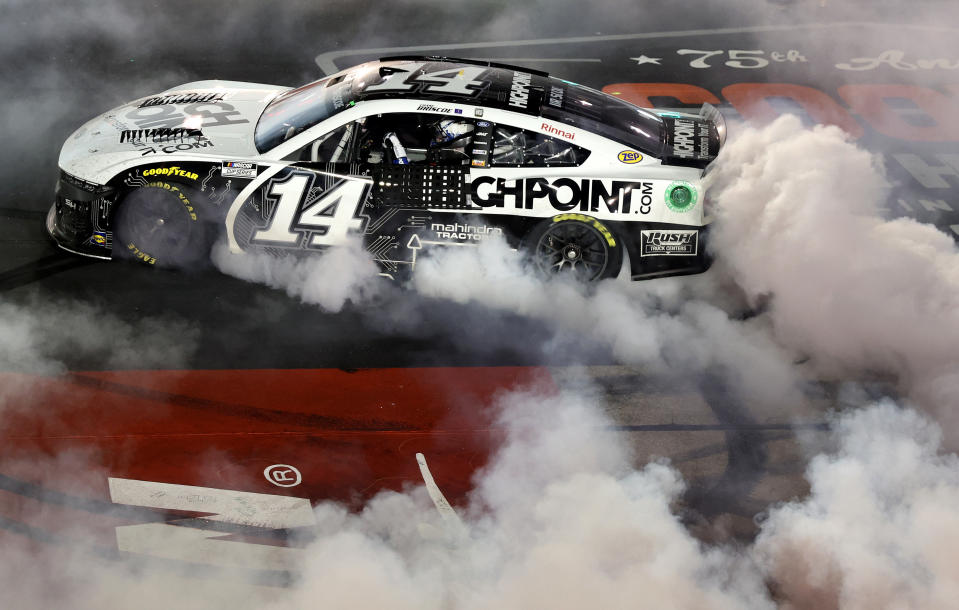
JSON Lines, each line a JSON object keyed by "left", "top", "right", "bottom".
{"left": 541, "top": 81, "right": 665, "bottom": 156}
{"left": 254, "top": 72, "right": 360, "bottom": 152}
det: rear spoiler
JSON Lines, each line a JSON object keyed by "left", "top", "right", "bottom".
{"left": 699, "top": 103, "right": 727, "bottom": 147}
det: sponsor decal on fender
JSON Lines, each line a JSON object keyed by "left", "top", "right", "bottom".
{"left": 143, "top": 166, "right": 199, "bottom": 181}
{"left": 470, "top": 176, "right": 654, "bottom": 216}
{"left": 641, "top": 229, "right": 698, "bottom": 256}
{"left": 120, "top": 128, "right": 203, "bottom": 144}
{"left": 91, "top": 232, "right": 107, "bottom": 245}
{"left": 431, "top": 222, "right": 503, "bottom": 241}
{"left": 618, "top": 150, "right": 643, "bottom": 164}
{"left": 222, "top": 161, "right": 257, "bottom": 179}
{"left": 138, "top": 92, "right": 225, "bottom": 108}
{"left": 665, "top": 181, "right": 697, "bottom": 213}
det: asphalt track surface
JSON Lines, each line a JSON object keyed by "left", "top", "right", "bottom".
{"left": 1, "top": 0, "right": 956, "bottom": 575}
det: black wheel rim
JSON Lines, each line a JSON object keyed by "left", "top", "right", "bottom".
{"left": 118, "top": 189, "right": 196, "bottom": 259}
{"left": 534, "top": 222, "right": 610, "bottom": 281}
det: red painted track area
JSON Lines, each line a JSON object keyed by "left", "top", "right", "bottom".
{"left": 0, "top": 367, "right": 553, "bottom": 546}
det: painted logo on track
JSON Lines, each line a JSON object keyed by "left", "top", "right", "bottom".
{"left": 264, "top": 464, "right": 302, "bottom": 487}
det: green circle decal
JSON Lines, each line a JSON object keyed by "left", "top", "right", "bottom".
{"left": 665, "top": 181, "right": 698, "bottom": 213}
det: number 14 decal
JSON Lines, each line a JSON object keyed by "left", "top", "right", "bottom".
{"left": 252, "top": 172, "right": 369, "bottom": 248}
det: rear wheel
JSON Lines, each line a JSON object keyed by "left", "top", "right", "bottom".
{"left": 113, "top": 181, "right": 210, "bottom": 268}
{"left": 527, "top": 214, "right": 623, "bottom": 281}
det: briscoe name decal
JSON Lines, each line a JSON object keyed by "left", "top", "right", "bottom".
{"left": 470, "top": 176, "right": 654, "bottom": 215}
{"left": 641, "top": 229, "right": 698, "bottom": 256}
{"left": 143, "top": 166, "right": 199, "bottom": 180}
{"left": 417, "top": 103, "right": 454, "bottom": 113}
{"left": 509, "top": 72, "right": 532, "bottom": 109}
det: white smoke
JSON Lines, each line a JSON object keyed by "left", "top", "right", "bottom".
{"left": 194, "top": 109, "right": 959, "bottom": 608}
{"left": 707, "top": 115, "right": 959, "bottom": 438}
{"left": 276, "top": 383, "right": 773, "bottom": 610}
{"left": 211, "top": 238, "right": 383, "bottom": 312}
{"left": 756, "top": 401, "right": 959, "bottom": 610}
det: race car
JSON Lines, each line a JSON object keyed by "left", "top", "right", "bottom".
{"left": 47, "top": 56, "right": 726, "bottom": 281}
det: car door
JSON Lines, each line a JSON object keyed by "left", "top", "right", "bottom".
{"left": 226, "top": 122, "right": 372, "bottom": 254}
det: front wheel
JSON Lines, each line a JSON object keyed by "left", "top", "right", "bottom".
{"left": 526, "top": 214, "right": 623, "bottom": 281}
{"left": 113, "top": 181, "right": 210, "bottom": 268}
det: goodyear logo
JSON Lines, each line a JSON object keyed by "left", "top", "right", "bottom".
{"left": 144, "top": 166, "right": 199, "bottom": 181}
{"left": 618, "top": 151, "right": 643, "bottom": 164}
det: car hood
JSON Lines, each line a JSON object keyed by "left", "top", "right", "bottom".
{"left": 59, "top": 80, "right": 290, "bottom": 183}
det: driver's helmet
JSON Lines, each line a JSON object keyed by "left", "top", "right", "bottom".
{"left": 432, "top": 119, "right": 473, "bottom": 146}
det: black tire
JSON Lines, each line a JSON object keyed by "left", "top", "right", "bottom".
{"left": 113, "top": 181, "right": 210, "bottom": 268}
{"left": 526, "top": 214, "right": 623, "bottom": 281}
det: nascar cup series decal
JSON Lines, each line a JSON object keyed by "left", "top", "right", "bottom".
{"left": 222, "top": 161, "right": 257, "bottom": 179}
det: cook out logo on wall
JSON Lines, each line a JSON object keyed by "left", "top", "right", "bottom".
{"left": 264, "top": 464, "right": 302, "bottom": 487}
{"left": 641, "top": 229, "right": 698, "bottom": 256}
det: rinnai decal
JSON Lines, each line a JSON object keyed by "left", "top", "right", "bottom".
{"left": 509, "top": 72, "right": 532, "bottom": 109}
{"left": 470, "top": 176, "right": 655, "bottom": 215}
{"left": 641, "top": 229, "right": 698, "bottom": 256}
{"left": 541, "top": 122, "right": 575, "bottom": 140}
{"left": 138, "top": 92, "right": 226, "bottom": 107}
{"left": 431, "top": 222, "right": 504, "bottom": 241}
{"left": 222, "top": 161, "right": 257, "bottom": 178}
{"left": 120, "top": 128, "right": 203, "bottom": 144}
{"left": 836, "top": 50, "right": 959, "bottom": 71}
{"left": 143, "top": 166, "right": 199, "bottom": 181}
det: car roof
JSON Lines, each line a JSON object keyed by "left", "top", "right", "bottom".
{"left": 256, "top": 56, "right": 666, "bottom": 155}
{"left": 359, "top": 56, "right": 553, "bottom": 116}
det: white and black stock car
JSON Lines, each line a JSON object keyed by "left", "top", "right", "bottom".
{"left": 48, "top": 57, "right": 726, "bottom": 281}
